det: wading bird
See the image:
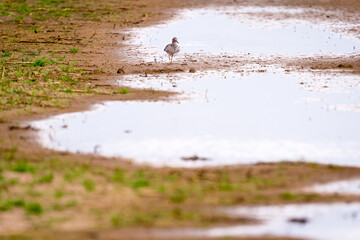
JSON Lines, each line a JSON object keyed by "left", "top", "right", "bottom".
{"left": 164, "top": 37, "right": 180, "bottom": 63}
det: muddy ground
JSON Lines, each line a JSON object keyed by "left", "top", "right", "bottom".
{"left": 1, "top": 0, "right": 360, "bottom": 239}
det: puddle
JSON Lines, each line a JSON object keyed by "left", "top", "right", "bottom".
{"left": 174, "top": 203, "right": 360, "bottom": 240}
{"left": 306, "top": 179, "right": 360, "bottom": 195}
{"left": 30, "top": 6, "right": 360, "bottom": 168}
{"left": 126, "top": 7, "right": 360, "bottom": 59}
{"left": 31, "top": 70, "right": 360, "bottom": 167}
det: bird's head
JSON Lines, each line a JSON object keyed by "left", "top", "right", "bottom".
{"left": 172, "top": 37, "right": 179, "bottom": 44}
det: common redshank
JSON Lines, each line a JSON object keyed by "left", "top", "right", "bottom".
{"left": 164, "top": 37, "right": 180, "bottom": 63}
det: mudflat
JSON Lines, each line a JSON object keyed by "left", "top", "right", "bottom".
{"left": 1, "top": 0, "right": 360, "bottom": 239}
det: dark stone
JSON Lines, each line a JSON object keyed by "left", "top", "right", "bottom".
{"left": 117, "top": 68, "right": 125, "bottom": 74}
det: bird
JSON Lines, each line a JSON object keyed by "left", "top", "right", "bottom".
{"left": 164, "top": 37, "right": 180, "bottom": 63}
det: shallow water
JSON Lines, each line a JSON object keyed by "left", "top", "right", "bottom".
{"left": 181, "top": 203, "right": 360, "bottom": 240}
{"left": 31, "top": 6, "right": 360, "bottom": 167}
{"left": 31, "top": 70, "right": 360, "bottom": 167}
{"left": 126, "top": 7, "right": 360, "bottom": 59}
{"left": 306, "top": 179, "right": 360, "bottom": 195}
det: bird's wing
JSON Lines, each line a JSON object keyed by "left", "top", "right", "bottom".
{"left": 175, "top": 45, "right": 180, "bottom": 53}
{"left": 164, "top": 44, "right": 172, "bottom": 52}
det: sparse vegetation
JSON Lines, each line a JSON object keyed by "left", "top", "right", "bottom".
{"left": 0, "top": 0, "right": 153, "bottom": 112}
{"left": 25, "top": 202, "right": 43, "bottom": 215}
{"left": 33, "top": 59, "right": 46, "bottom": 67}
{"left": 117, "top": 87, "right": 130, "bottom": 94}
{"left": 0, "top": 52, "right": 12, "bottom": 57}
{"left": 69, "top": 48, "right": 80, "bottom": 53}
{"left": 0, "top": 144, "right": 358, "bottom": 231}
{"left": 82, "top": 179, "right": 96, "bottom": 191}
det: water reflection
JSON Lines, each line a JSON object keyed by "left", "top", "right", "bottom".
{"left": 126, "top": 7, "right": 360, "bottom": 58}
{"left": 306, "top": 179, "right": 360, "bottom": 195}
{"left": 187, "top": 203, "right": 360, "bottom": 240}
{"left": 31, "top": 70, "right": 360, "bottom": 167}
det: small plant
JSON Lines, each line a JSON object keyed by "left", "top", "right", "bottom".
{"left": 95, "top": 67, "right": 104, "bottom": 74}
{"left": 33, "top": 59, "right": 46, "bottom": 67}
{"left": 12, "top": 199, "right": 25, "bottom": 207}
{"left": 65, "top": 88, "right": 72, "bottom": 93}
{"left": 61, "top": 73, "right": 76, "bottom": 85}
{"left": 63, "top": 169, "right": 81, "bottom": 182}
{"left": 131, "top": 170, "right": 150, "bottom": 189}
{"left": 12, "top": 161, "right": 35, "bottom": 173}
{"left": 13, "top": 16, "right": 24, "bottom": 23}
{"left": 328, "top": 165, "right": 342, "bottom": 170}
{"left": 25, "top": 52, "right": 37, "bottom": 56}
{"left": 52, "top": 200, "right": 77, "bottom": 211}
{"left": 170, "top": 189, "right": 187, "bottom": 203}
{"left": 57, "top": 55, "right": 66, "bottom": 61}
{"left": 4, "top": 147, "right": 17, "bottom": 160}
{"left": 60, "top": 65, "right": 70, "bottom": 71}
{"left": 113, "top": 168, "right": 125, "bottom": 182}
{"left": 25, "top": 202, "right": 43, "bottom": 215}
{"left": 280, "top": 192, "right": 297, "bottom": 201}
{"left": 117, "top": 87, "right": 129, "bottom": 94}
{"left": 38, "top": 172, "right": 54, "bottom": 183}
{"left": 69, "top": 48, "right": 80, "bottom": 53}
{"left": 132, "top": 178, "right": 150, "bottom": 189}
{"left": 308, "top": 163, "right": 318, "bottom": 169}
{"left": 0, "top": 52, "right": 12, "bottom": 57}
{"left": 82, "top": 179, "right": 96, "bottom": 191}
{"left": 111, "top": 213, "right": 122, "bottom": 227}
{"left": 218, "top": 180, "right": 233, "bottom": 191}
{"left": 0, "top": 201, "right": 13, "bottom": 211}
{"left": 54, "top": 190, "right": 65, "bottom": 198}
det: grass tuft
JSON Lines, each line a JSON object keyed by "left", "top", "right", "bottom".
{"left": 0, "top": 52, "right": 12, "bottom": 57}
{"left": 69, "top": 48, "right": 80, "bottom": 53}
{"left": 82, "top": 179, "right": 96, "bottom": 191}
{"left": 170, "top": 189, "right": 187, "bottom": 203}
{"left": 33, "top": 59, "right": 46, "bottom": 67}
{"left": 25, "top": 202, "right": 43, "bottom": 215}
{"left": 116, "top": 87, "right": 129, "bottom": 94}
{"left": 12, "top": 161, "right": 35, "bottom": 173}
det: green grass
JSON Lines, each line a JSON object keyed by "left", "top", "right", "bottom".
{"left": 0, "top": 144, "right": 357, "bottom": 230}
{"left": 33, "top": 59, "right": 46, "bottom": 67}
{"left": 117, "top": 87, "right": 130, "bottom": 94}
{"left": 132, "top": 178, "right": 150, "bottom": 189}
{"left": 25, "top": 202, "right": 43, "bottom": 215}
{"left": 69, "top": 48, "right": 80, "bottom": 53}
{"left": 0, "top": 52, "right": 12, "bottom": 57}
{"left": 279, "top": 192, "right": 297, "bottom": 200}
{"left": 0, "top": 0, "right": 160, "bottom": 112}
{"left": 169, "top": 189, "right": 187, "bottom": 203}
{"left": 0, "top": 200, "right": 14, "bottom": 211}
{"left": 54, "top": 190, "right": 65, "bottom": 198}
{"left": 131, "top": 170, "right": 150, "bottom": 189}
{"left": 0, "top": 54, "right": 89, "bottom": 110}
{"left": 111, "top": 213, "right": 122, "bottom": 227}
{"left": 12, "top": 161, "right": 35, "bottom": 173}
{"left": 52, "top": 200, "right": 77, "bottom": 211}
{"left": 112, "top": 168, "right": 125, "bottom": 182}
{"left": 82, "top": 179, "right": 96, "bottom": 191}
{"left": 38, "top": 172, "right": 54, "bottom": 183}
{"left": 0, "top": 199, "right": 25, "bottom": 211}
